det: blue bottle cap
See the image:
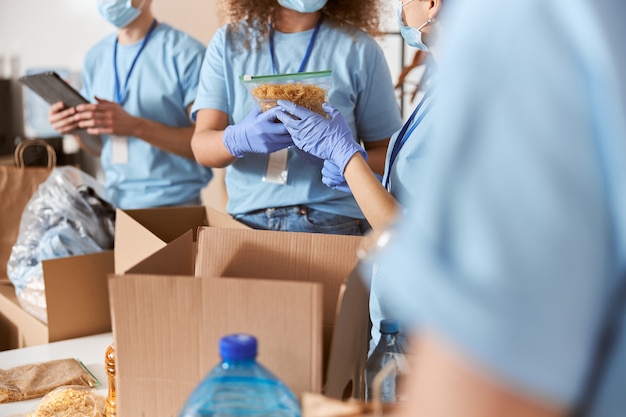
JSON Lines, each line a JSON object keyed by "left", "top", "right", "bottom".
{"left": 219, "top": 334, "right": 258, "bottom": 360}
{"left": 379, "top": 319, "right": 399, "bottom": 334}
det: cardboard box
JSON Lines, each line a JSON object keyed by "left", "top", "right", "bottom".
{"left": 0, "top": 251, "right": 113, "bottom": 350}
{"left": 108, "top": 227, "right": 369, "bottom": 417}
{"left": 114, "top": 205, "right": 248, "bottom": 275}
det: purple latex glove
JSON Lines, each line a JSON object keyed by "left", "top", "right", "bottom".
{"left": 275, "top": 100, "right": 366, "bottom": 173}
{"left": 293, "top": 146, "right": 324, "bottom": 167}
{"left": 223, "top": 106, "right": 293, "bottom": 158}
{"left": 321, "top": 160, "right": 351, "bottom": 193}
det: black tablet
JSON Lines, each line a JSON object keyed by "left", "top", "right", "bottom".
{"left": 18, "top": 71, "right": 103, "bottom": 154}
{"left": 18, "top": 71, "right": 89, "bottom": 107}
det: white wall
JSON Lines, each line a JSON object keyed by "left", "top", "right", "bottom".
{"left": 0, "top": 0, "right": 222, "bottom": 78}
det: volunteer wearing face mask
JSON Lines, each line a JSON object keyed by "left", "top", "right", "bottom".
{"left": 190, "top": 0, "right": 402, "bottom": 235}
{"left": 274, "top": 0, "right": 442, "bottom": 350}
{"left": 48, "top": 0, "right": 212, "bottom": 209}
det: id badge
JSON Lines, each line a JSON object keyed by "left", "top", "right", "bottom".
{"left": 262, "top": 148, "right": 289, "bottom": 185}
{"left": 111, "top": 135, "right": 129, "bottom": 165}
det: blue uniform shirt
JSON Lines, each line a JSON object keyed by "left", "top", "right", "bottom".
{"left": 82, "top": 23, "right": 212, "bottom": 209}
{"left": 373, "top": 0, "right": 626, "bottom": 414}
{"left": 191, "top": 20, "right": 403, "bottom": 218}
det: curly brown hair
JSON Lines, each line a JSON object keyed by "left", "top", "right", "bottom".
{"left": 219, "top": 0, "right": 389, "bottom": 46}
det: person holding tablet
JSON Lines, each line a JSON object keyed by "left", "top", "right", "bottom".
{"left": 48, "top": 0, "right": 211, "bottom": 209}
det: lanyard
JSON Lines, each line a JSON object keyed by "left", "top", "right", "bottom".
{"left": 384, "top": 87, "right": 434, "bottom": 189}
{"left": 269, "top": 17, "right": 323, "bottom": 75}
{"left": 113, "top": 18, "right": 158, "bottom": 104}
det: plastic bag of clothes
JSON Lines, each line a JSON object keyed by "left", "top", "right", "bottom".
{"left": 6, "top": 166, "right": 115, "bottom": 323}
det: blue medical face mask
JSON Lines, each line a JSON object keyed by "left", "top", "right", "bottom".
{"left": 97, "top": 0, "right": 145, "bottom": 28}
{"left": 277, "top": 0, "right": 328, "bottom": 13}
{"left": 397, "top": 2, "right": 433, "bottom": 52}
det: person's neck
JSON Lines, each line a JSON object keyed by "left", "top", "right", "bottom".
{"left": 117, "top": 11, "right": 157, "bottom": 44}
{"left": 273, "top": 7, "right": 321, "bottom": 33}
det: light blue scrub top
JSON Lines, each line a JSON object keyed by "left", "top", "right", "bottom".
{"left": 373, "top": 0, "right": 626, "bottom": 414}
{"left": 82, "top": 23, "right": 212, "bottom": 209}
{"left": 191, "top": 20, "right": 403, "bottom": 218}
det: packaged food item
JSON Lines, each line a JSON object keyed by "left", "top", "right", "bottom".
{"left": 241, "top": 70, "right": 332, "bottom": 116}
{"left": 26, "top": 386, "right": 106, "bottom": 417}
{"left": 0, "top": 358, "right": 99, "bottom": 404}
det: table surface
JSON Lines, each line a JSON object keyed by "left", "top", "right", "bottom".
{"left": 0, "top": 332, "right": 112, "bottom": 416}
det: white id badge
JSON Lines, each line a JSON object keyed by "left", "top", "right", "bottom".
{"left": 262, "top": 148, "right": 289, "bottom": 185}
{"left": 111, "top": 135, "right": 129, "bottom": 165}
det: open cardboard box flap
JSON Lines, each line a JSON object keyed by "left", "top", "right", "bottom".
{"left": 109, "top": 226, "right": 369, "bottom": 417}
{"left": 114, "top": 205, "right": 248, "bottom": 275}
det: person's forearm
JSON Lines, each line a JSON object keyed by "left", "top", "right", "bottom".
{"left": 190, "top": 128, "right": 237, "bottom": 168}
{"left": 130, "top": 117, "right": 195, "bottom": 159}
{"left": 344, "top": 153, "right": 399, "bottom": 231}
{"left": 401, "top": 333, "right": 566, "bottom": 417}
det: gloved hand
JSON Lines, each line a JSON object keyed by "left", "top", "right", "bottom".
{"left": 276, "top": 100, "right": 367, "bottom": 173}
{"left": 223, "top": 106, "right": 293, "bottom": 158}
{"left": 321, "top": 160, "right": 351, "bottom": 193}
{"left": 293, "top": 146, "right": 323, "bottom": 167}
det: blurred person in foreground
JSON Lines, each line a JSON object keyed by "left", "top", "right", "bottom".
{"left": 49, "top": 0, "right": 212, "bottom": 209}
{"left": 370, "top": 0, "right": 626, "bottom": 416}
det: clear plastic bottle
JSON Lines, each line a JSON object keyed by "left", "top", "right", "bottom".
{"left": 364, "top": 319, "right": 406, "bottom": 403}
{"left": 179, "top": 333, "right": 302, "bottom": 417}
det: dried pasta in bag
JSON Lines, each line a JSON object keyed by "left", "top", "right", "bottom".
{"left": 241, "top": 70, "right": 332, "bottom": 117}
{"left": 0, "top": 358, "right": 99, "bottom": 404}
{"left": 26, "top": 386, "right": 106, "bottom": 417}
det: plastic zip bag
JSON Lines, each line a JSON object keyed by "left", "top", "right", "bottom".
{"left": 241, "top": 70, "right": 333, "bottom": 116}
{"left": 0, "top": 359, "right": 99, "bottom": 404}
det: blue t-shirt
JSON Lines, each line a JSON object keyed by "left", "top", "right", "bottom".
{"left": 373, "top": 0, "right": 626, "bottom": 414}
{"left": 82, "top": 23, "right": 212, "bottom": 209}
{"left": 191, "top": 20, "right": 403, "bottom": 218}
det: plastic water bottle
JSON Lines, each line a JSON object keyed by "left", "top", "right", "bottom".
{"left": 364, "top": 319, "right": 406, "bottom": 403}
{"left": 179, "top": 333, "right": 302, "bottom": 417}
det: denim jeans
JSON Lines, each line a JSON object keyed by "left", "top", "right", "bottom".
{"left": 236, "top": 205, "right": 370, "bottom": 236}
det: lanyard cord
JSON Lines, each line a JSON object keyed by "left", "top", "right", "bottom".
{"left": 384, "top": 87, "right": 435, "bottom": 189}
{"left": 269, "top": 17, "right": 323, "bottom": 75}
{"left": 113, "top": 18, "right": 158, "bottom": 104}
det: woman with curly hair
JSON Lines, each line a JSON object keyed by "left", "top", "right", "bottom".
{"left": 190, "top": 0, "right": 402, "bottom": 235}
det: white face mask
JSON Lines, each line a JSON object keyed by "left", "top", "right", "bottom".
{"left": 97, "top": 0, "right": 145, "bottom": 28}
{"left": 397, "top": 2, "right": 433, "bottom": 52}
{"left": 277, "top": 0, "right": 328, "bottom": 13}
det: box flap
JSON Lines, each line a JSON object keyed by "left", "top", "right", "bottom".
{"left": 109, "top": 274, "right": 323, "bottom": 417}
{"left": 0, "top": 167, "right": 51, "bottom": 283}
{"left": 126, "top": 230, "right": 195, "bottom": 276}
{"left": 195, "top": 227, "right": 361, "bottom": 367}
{"left": 205, "top": 205, "right": 250, "bottom": 229}
{"left": 324, "top": 266, "right": 371, "bottom": 400}
{"left": 43, "top": 250, "right": 114, "bottom": 343}
{"left": 114, "top": 206, "right": 248, "bottom": 275}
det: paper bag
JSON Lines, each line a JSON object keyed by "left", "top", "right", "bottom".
{"left": 0, "top": 166, "right": 52, "bottom": 283}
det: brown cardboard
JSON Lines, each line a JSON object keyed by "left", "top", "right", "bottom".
{"left": 324, "top": 267, "right": 371, "bottom": 400}
{"left": 114, "top": 205, "right": 248, "bottom": 274}
{"left": 0, "top": 251, "right": 113, "bottom": 350}
{"left": 108, "top": 226, "right": 367, "bottom": 417}
{"left": 0, "top": 166, "right": 51, "bottom": 284}
{"left": 194, "top": 227, "right": 362, "bottom": 369}
{"left": 110, "top": 274, "right": 323, "bottom": 417}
